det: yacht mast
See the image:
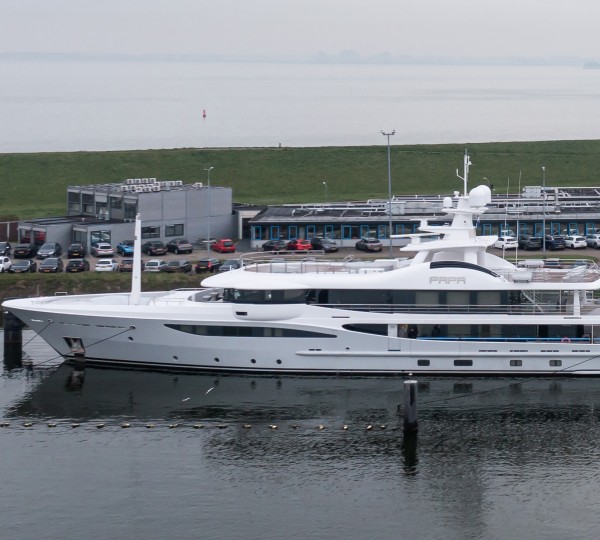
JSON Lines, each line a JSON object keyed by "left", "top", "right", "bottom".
{"left": 456, "top": 150, "right": 471, "bottom": 196}
{"left": 130, "top": 213, "right": 142, "bottom": 305}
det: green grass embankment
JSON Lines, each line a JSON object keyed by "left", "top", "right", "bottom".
{"left": 2, "top": 140, "right": 600, "bottom": 219}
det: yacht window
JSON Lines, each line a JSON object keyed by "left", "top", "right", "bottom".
{"left": 454, "top": 359, "right": 473, "bottom": 366}
{"left": 342, "top": 324, "right": 388, "bottom": 336}
{"left": 166, "top": 324, "right": 335, "bottom": 338}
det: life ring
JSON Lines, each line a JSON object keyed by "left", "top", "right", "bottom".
{"left": 561, "top": 337, "right": 571, "bottom": 343}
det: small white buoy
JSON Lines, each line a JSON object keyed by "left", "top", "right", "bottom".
{"left": 193, "top": 424, "right": 204, "bottom": 429}
{"left": 269, "top": 424, "right": 278, "bottom": 430}
{"left": 121, "top": 423, "right": 130, "bottom": 429}
{"left": 169, "top": 423, "right": 179, "bottom": 429}
{"left": 243, "top": 424, "right": 252, "bottom": 429}
{"left": 23, "top": 422, "right": 33, "bottom": 428}
{"left": 342, "top": 425, "right": 349, "bottom": 431}
{"left": 146, "top": 424, "right": 155, "bottom": 429}
{"left": 0, "top": 422, "right": 9, "bottom": 427}
{"left": 96, "top": 423, "right": 105, "bottom": 429}
{"left": 366, "top": 425, "right": 373, "bottom": 431}
{"left": 71, "top": 423, "right": 80, "bottom": 428}
{"left": 318, "top": 424, "right": 325, "bottom": 431}
{"left": 47, "top": 422, "right": 57, "bottom": 428}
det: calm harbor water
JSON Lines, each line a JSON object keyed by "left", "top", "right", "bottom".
{"left": 1, "top": 61, "right": 600, "bottom": 153}
{"left": 2, "top": 330, "right": 600, "bottom": 539}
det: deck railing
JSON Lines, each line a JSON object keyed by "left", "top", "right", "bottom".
{"left": 314, "top": 302, "right": 583, "bottom": 315}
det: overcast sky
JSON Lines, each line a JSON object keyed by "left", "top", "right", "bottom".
{"left": 1, "top": 0, "right": 598, "bottom": 60}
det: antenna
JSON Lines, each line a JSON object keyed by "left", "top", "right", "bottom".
{"left": 455, "top": 149, "right": 471, "bottom": 196}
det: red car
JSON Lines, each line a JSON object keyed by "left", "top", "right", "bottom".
{"left": 211, "top": 239, "right": 236, "bottom": 253}
{"left": 286, "top": 239, "right": 311, "bottom": 251}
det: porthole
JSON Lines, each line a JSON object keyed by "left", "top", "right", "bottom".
{"left": 510, "top": 359, "right": 522, "bottom": 366}
{"left": 251, "top": 359, "right": 256, "bottom": 364}
{"left": 128, "top": 336, "right": 133, "bottom": 341}
{"left": 214, "top": 358, "right": 220, "bottom": 363}
{"left": 417, "top": 359, "right": 430, "bottom": 366}
{"left": 549, "top": 359, "right": 562, "bottom": 367}
{"left": 173, "top": 356, "right": 178, "bottom": 360}
{"left": 276, "top": 359, "right": 282, "bottom": 365}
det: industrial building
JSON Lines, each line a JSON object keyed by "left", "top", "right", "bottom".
{"left": 17, "top": 178, "right": 236, "bottom": 249}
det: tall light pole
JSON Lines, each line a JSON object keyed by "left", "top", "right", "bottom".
{"left": 204, "top": 166, "right": 214, "bottom": 255}
{"left": 542, "top": 166, "right": 546, "bottom": 253}
{"left": 322, "top": 180, "right": 328, "bottom": 200}
{"left": 381, "top": 130, "right": 395, "bottom": 256}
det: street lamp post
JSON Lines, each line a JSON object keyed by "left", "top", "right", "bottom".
{"left": 542, "top": 166, "right": 546, "bottom": 253}
{"left": 381, "top": 130, "right": 395, "bottom": 256}
{"left": 204, "top": 166, "right": 214, "bottom": 255}
{"left": 322, "top": 181, "right": 328, "bottom": 200}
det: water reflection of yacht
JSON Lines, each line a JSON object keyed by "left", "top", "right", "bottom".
{"left": 8, "top": 362, "right": 599, "bottom": 428}
{"left": 6, "top": 153, "right": 600, "bottom": 375}
{"left": 8, "top": 365, "right": 406, "bottom": 422}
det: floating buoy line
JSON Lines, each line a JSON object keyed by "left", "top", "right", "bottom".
{"left": 0, "top": 421, "right": 396, "bottom": 432}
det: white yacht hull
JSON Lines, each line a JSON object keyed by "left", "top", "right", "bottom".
{"left": 6, "top": 292, "right": 600, "bottom": 376}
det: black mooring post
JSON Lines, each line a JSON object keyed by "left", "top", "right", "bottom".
{"left": 403, "top": 378, "right": 418, "bottom": 432}
{"left": 3, "top": 308, "right": 24, "bottom": 369}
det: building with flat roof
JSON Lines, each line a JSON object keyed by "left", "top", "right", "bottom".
{"left": 18, "top": 178, "right": 235, "bottom": 249}
{"left": 248, "top": 185, "right": 600, "bottom": 249}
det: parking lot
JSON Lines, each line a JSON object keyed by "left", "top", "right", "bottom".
{"left": 3, "top": 238, "right": 600, "bottom": 274}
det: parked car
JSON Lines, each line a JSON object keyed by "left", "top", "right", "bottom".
{"left": 286, "top": 239, "right": 311, "bottom": 251}
{"left": 195, "top": 258, "right": 222, "bottom": 273}
{"left": 65, "top": 258, "right": 90, "bottom": 272}
{"left": 144, "top": 259, "right": 167, "bottom": 272}
{"left": 95, "top": 258, "right": 119, "bottom": 272}
{"left": 211, "top": 238, "right": 236, "bottom": 253}
{"left": 166, "top": 238, "right": 194, "bottom": 254}
{"left": 36, "top": 242, "right": 62, "bottom": 259}
{"left": 543, "top": 235, "right": 566, "bottom": 250}
{"left": 262, "top": 239, "right": 288, "bottom": 252}
{"left": 493, "top": 236, "right": 518, "bottom": 249}
{"left": 517, "top": 235, "right": 542, "bottom": 250}
{"left": 12, "top": 243, "right": 39, "bottom": 258}
{"left": 161, "top": 259, "right": 193, "bottom": 273}
{"left": 67, "top": 242, "right": 87, "bottom": 258}
{"left": 141, "top": 240, "right": 167, "bottom": 256}
{"left": 586, "top": 234, "right": 600, "bottom": 248}
{"left": 565, "top": 235, "right": 587, "bottom": 249}
{"left": 38, "top": 257, "right": 63, "bottom": 273}
{"left": 0, "top": 256, "right": 12, "bottom": 273}
{"left": 116, "top": 240, "right": 135, "bottom": 256}
{"left": 310, "top": 237, "right": 339, "bottom": 252}
{"left": 198, "top": 238, "right": 217, "bottom": 249}
{"left": 91, "top": 242, "right": 115, "bottom": 257}
{"left": 219, "top": 259, "right": 242, "bottom": 272}
{"left": 355, "top": 238, "right": 383, "bottom": 252}
{"left": 9, "top": 259, "right": 37, "bottom": 273}
{"left": 118, "top": 258, "right": 135, "bottom": 272}
{"left": 0, "top": 241, "right": 11, "bottom": 256}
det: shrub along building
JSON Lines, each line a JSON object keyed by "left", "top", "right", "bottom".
{"left": 16, "top": 178, "right": 236, "bottom": 250}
